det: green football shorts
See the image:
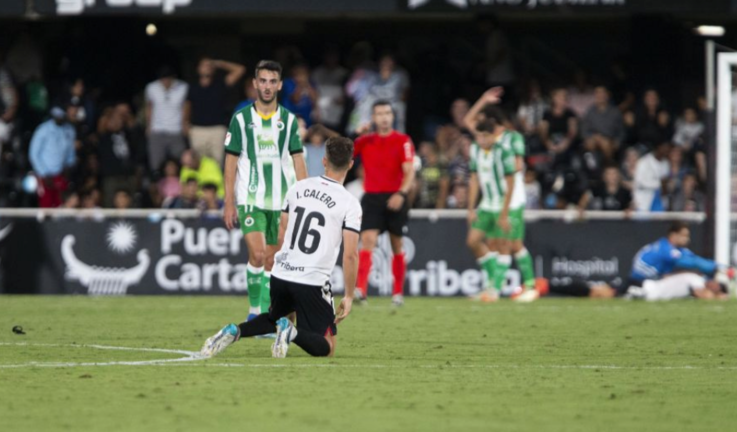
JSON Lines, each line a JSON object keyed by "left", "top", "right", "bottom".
{"left": 237, "top": 205, "right": 281, "bottom": 245}
{"left": 471, "top": 208, "right": 525, "bottom": 241}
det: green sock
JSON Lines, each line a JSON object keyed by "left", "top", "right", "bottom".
{"left": 493, "top": 255, "right": 512, "bottom": 293}
{"left": 247, "top": 264, "right": 264, "bottom": 315}
{"left": 261, "top": 271, "right": 271, "bottom": 312}
{"left": 477, "top": 252, "right": 498, "bottom": 290}
{"left": 516, "top": 248, "right": 535, "bottom": 289}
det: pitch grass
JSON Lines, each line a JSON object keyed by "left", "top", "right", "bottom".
{"left": 1, "top": 297, "right": 737, "bottom": 432}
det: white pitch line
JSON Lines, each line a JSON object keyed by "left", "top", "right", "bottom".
{"left": 1, "top": 343, "right": 737, "bottom": 371}
{"left": 0, "top": 342, "right": 203, "bottom": 368}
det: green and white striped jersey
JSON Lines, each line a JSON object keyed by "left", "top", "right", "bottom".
{"left": 470, "top": 130, "right": 526, "bottom": 212}
{"left": 224, "top": 104, "right": 303, "bottom": 211}
{"left": 508, "top": 130, "right": 527, "bottom": 212}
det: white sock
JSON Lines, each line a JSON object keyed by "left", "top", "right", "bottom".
{"left": 477, "top": 251, "right": 498, "bottom": 265}
{"left": 249, "top": 306, "right": 261, "bottom": 315}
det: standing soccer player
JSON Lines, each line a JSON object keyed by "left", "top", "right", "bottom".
{"left": 202, "top": 137, "right": 361, "bottom": 358}
{"left": 465, "top": 88, "right": 539, "bottom": 302}
{"left": 222, "top": 60, "right": 307, "bottom": 322}
{"left": 354, "top": 100, "right": 416, "bottom": 306}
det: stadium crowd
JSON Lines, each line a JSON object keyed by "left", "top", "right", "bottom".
{"left": 0, "top": 46, "right": 709, "bottom": 213}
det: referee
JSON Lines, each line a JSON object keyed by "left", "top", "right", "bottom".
{"left": 354, "top": 100, "right": 416, "bottom": 305}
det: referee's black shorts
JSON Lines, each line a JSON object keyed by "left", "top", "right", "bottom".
{"left": 269, "top": 276, "right": 337, "bottom": 337}
{"left": 360, "top": 192, "right": 409, "bottom": 236}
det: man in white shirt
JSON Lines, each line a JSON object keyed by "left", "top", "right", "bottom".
{"left": 145, "top": 67, "right": 189, "bottom": 173}
{"left": 633, "top": 142, "right": 671, "bottom": 212}
{"left": 201, "top": 136, "right": 361, "bottom": 358}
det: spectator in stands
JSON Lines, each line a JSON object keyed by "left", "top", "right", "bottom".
{"left": 672, "top": 107, "right": 704, "bottom": 151}
{"left": 97, "top": 111, "right": 140, "bottom": 207}
{"left": 304, "top": 124, "right": 338, "bottom": 178}
{"left": 589, "top": 165, "right": 632, "bottom": 211}
{"left": 180, "top": 149, "right": 224, "bottom": 198}
{"left": 567, "top": 70, "right": 595, "bottom": 118}
{"left": 283, "top": 63, "right": 319, "bottom": 126}
{"left": 312, "top": 48, "right": 348, "bottom": 130}
{"left": 633, "top": 141, "right": 671, "bottom": 212}
{"left": 115, "top": 102, "right": 147, "bottom": 167}
{"left": 158, "top": 159, "right": 182, "bottom": 207}
{"left": 524, "top": 170, "right": 541, "bottom": 210}
{"left": 582, "top": 85, "right": 624, "bottom": 163}
{"left": 167, "top": 177, "right": 199, "bottom": 209}
{"left": 516, "top": 79, "right": 547, "bottom": 151}
{"left": 187, "top": 58, "right": 246, "bottom": 164}
{"left": 198, "top": 183, "right": 223, "bottom": 212}
{"left": 345, "top": 41, "right": 377, "bottom": 134}
{"left": 366, "top": 54, "right": 410, "bottom": 132}
{"left": 61, "top": 191, "right": 80, "bottom": 209}
{"left": 665, "top": 146, "right": 688, "bottom": 204}
{"left": 448, "top": 133, "right": 472, "bottom": 189}
{"left": 29, "top": 106, "right": 76, "bottom": 208}
{"left": 416, "top": 142, "right": 449, "bottom": 209}
{"left": 671, "top": 172, "right": 705, "bottom": 212}
{"left": 63, "top": 78, "right": 96, "bottom": 137}
{"left": 81, "top": 188, "right": 101, "bottom": 209}
{"left": 629, "top": 89, "right": 672, "bottom": 148}
{"left": 449, "top": 98, "right": 470, "bottom": 132}
{"left": 145, "top": 66, "right": 189, "bottom": 174}
{"left": 620, "top": 147, "right": 639, "bottom": 191}
{"left": 0, "top": 58, "right": 18, "bottom": 150}
{"left": 539, "top": 88, "right": 579, "bottom": 168}
{"left": 544, "top": 168, "right": 589, "bottom": 213}
{"left": 113, "top": 189, "right": 133, "bottom": 210}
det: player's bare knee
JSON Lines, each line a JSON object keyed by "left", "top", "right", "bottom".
{"left": 249, "top": 250, "right": 266, "bottom": 267}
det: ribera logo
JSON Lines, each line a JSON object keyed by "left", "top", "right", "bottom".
{"left": 62, "top": 222, "right": 150, "bottom": 296}
{"left": 328, "top": 233, "right": 522, "bottom": 297}
{"left": 56, "top": 0, "right": 192, "bottom": 15}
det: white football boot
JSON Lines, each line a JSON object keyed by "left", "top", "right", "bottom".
{"left": 200, "top": 324, "right": 239, "bottom": 358}
{"left": 272, "top": 317, "right": 297, "bottom": 359}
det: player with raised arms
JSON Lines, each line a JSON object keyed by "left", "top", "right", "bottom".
{"left": 201, "top": 136, "right": 361, "bottom": 358}
{"left": 464, "top": 88, "right": 540, "bottom": 302}
{"left": 222, "top": 60, "right": 307, "bottom": 324}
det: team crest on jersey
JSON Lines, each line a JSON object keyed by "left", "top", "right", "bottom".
{"left": 276, "top": 121, "right": 285, "bottom": 131}
{"left": 248, "top": 183, "right": 258, "bottom": 193}
{"left": 244, "top": 217, "right": 255, "bottom": 227}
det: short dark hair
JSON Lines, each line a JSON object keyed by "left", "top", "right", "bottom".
{"left": 481, "top": 105, "right": 508, "bottom": 124}
{"left": 254, "top": 60, "right": 283, "bottom": 79}
{"left": 668, "top": 221, "right": 689, "bottom": 235}
{"left": 476, "top": 119, "right": 497, "bottom": 133}
{"left": 184, "top": 177, "right": 198, "bottom": 185}
{"left": 372, "top": 99, "right": 393, "bottom": 112}
{"left": 325, "top": 137, "right": 354, "bottom": 170}
{"left": 201, "top": 183, "right": 218, "bottom": 193}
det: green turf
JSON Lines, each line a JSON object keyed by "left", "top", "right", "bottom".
{"left": 1, "top": 296, "right": 737, "bottom": 432}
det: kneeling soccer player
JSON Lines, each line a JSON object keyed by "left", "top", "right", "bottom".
{"left": 201, "top": 137, "right": 362, "bottom": 358}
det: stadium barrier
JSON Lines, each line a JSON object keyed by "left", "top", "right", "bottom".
{"left": 0, "top": 209, "right": 705, "bottom": 296}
